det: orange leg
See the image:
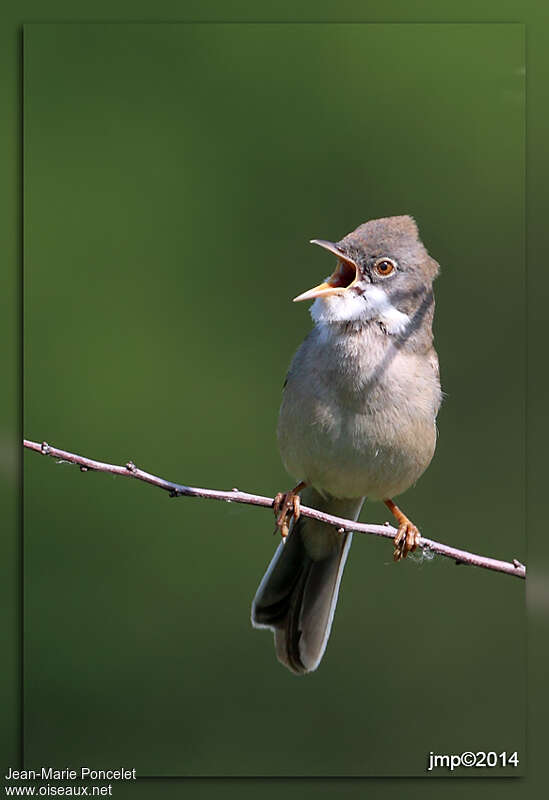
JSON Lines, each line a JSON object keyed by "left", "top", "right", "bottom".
{"left": 384, "top": 499, "right": 422, "bottom": 562}
{"left": 273, "top": 481, "right": 306, "bottom": 539}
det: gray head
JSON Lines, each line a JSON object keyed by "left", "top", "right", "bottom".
{"left": 294, "top": 215, "right": 439, "bottom": 336}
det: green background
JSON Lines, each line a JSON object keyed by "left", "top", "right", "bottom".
{"left": 22, "top": 22, "right": 524, "bottom": 777}
{"left": 3, "top": 2, "right": 548, "bottom": 798}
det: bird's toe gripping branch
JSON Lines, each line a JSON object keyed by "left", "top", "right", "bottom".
{"left": 273, "top": 481, "right": 306, "bottom": 539}
{"left": 384, "top": 498, "right": 422, "bottom": 561}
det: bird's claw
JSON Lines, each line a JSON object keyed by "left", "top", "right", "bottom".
{"left": 273, "top": 486, "right": 303, "bottom": 540}
{"left": 383, "top": 499, "right": 422, "bottom": 562}
{"left": 392, "top": 520, "right": 421, "bottom": 561}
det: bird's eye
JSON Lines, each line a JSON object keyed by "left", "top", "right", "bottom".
{"left": 373, "top": 258, "right": 396, "bottom": 277}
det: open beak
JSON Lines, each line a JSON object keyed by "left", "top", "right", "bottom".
{"left": 293, "top": 239, "right": 359, "bottom": 302}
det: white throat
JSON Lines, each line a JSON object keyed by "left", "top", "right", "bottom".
{"left": 310, "top": 285, "right": 410, "bottom": 335}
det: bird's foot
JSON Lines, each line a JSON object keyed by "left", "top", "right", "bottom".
{"left": 273, "top": 481, "right": 306, "bottom": 539}
{"left": 393, "top": 518, "right": 421, "bottom": 561}
{"left": 384, "top": 499, "right": 422, "bottom": 561}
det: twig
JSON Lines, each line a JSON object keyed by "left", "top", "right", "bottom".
{"left": 23, "top": 439, "right": 526, "bottom": 580}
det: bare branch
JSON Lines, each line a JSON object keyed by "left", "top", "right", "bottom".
{"left": 23, "top": 439, "right": 526, "bottom": 580}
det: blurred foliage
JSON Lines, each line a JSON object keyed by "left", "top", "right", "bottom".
{"left": 24, "top": 23, "right": 524, "bottom": 775}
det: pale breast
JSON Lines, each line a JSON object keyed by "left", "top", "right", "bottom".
{"left": 277, "top": 324, "right": 441, "bottom": 500}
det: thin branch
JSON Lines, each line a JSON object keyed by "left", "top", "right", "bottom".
{"left": 23, "top": 439, "right": 526, "bottom": 580}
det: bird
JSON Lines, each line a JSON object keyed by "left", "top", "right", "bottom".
{"left": 251, "top": 215, "right": 442, "bottom": 675}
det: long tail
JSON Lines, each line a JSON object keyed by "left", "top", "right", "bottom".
{"left": 251, "top": 488, "right": 364, "bottom": 674}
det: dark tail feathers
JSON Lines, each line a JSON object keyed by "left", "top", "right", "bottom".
{"left": 251, "top": 489, "right": 364, "bottom": 674}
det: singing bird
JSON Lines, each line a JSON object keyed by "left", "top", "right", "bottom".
{"left": 251, "top": 215, "right": 441, "bottom": 674}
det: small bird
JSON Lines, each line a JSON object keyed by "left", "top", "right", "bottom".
{"left": 251, "top": 215, "right": 441, "bottom": 674}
